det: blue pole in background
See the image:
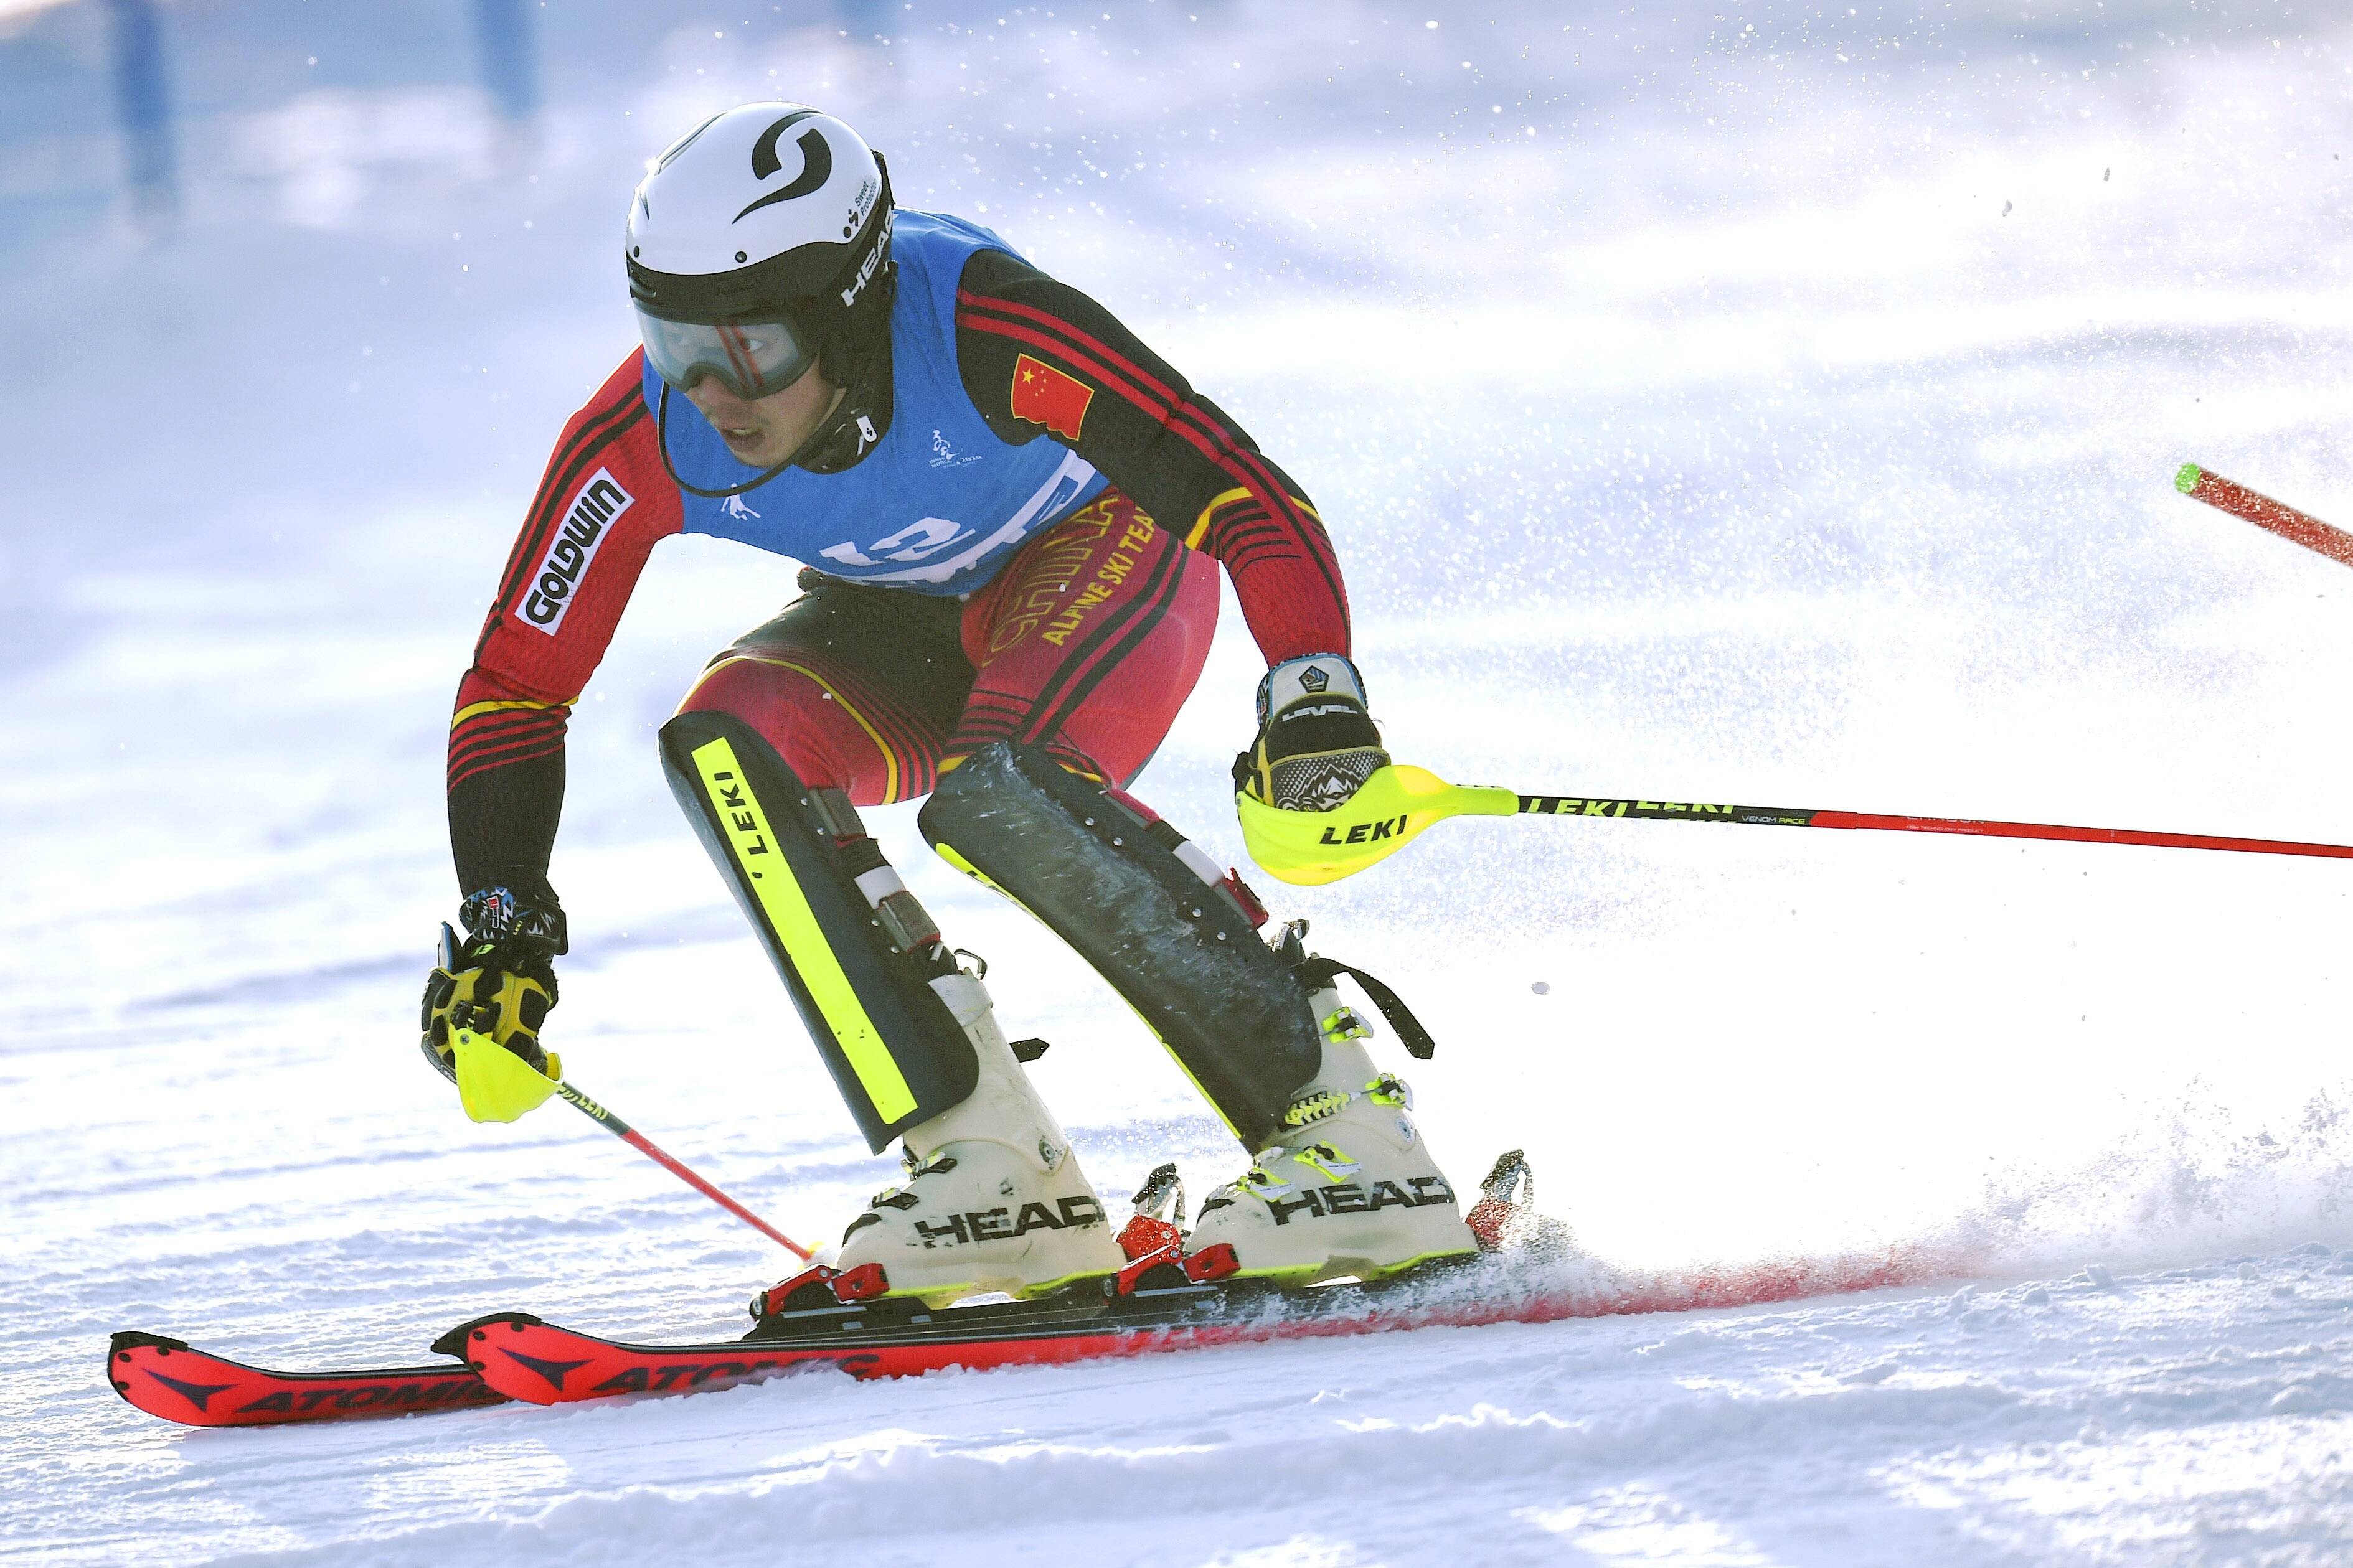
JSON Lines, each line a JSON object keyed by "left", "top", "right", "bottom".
{"left": 104, "top": 0, "right": 177, "bottom": 231}
{"left": 471, "top": 0, "right": 540, "bottom": 125}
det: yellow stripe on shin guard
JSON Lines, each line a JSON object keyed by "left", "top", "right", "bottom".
{"left": 689, "top": 736, "right": 918, "bottom": 1124}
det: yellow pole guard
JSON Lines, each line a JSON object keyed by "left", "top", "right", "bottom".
{"left": 453, "top": 1027, "right": 563, "bottom": 1124}
{"left": 1235, "top": 764, "right": 1519, "bottom": 886}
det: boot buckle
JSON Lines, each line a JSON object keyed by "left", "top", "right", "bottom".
{"left": 1321, "top": 1005, "right": 1372, "bottom": 1044}
{"left": 898, "top": 1149, "right": 960, "bottom": 1179}
{"left": 1291, "top": 1141, "right": 1360, "bottom": 1182}
{"left": 1240, "top": 1158, "right": 1296, "bottom": 1198}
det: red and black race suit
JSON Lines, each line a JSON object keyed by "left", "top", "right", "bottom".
{"left": 448, "top": 245, "right": 1352, "bottom": 894}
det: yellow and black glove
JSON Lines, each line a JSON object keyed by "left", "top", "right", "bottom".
{"left": 420, "top": 883, "right": 567, "bottom": 1091}
{"left": 1233, "top": 654, "right": 1390, "bottom": 812}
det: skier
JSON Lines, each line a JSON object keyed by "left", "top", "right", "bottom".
{"left": 420, "top": 103, "right": 1474, "bottom": 1302}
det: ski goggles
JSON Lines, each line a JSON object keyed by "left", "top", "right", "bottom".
{"left": 635, "top": 308, "right": 819, "bottom": 401}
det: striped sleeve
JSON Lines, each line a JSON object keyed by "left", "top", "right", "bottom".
{"left": 446, "top": 349, "right": 682, "bottom": 894}
{"left": 447, "top": 685, "right": 572, "bottom": 794}
{"left": 952, "top": 247, "right": 1349, "bottom": 665}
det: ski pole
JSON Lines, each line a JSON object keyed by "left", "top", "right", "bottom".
{"left": 450, "top": 1027, "right": 810, "bottom": 1257}
{"left": 1237, "top": 764, "right": 2353, "bottom": 885}
{"left": 2176, "top": 462, "right": 2353, "bottom": 568}
{"left": 548, "top": 1079, "right": 813, "bottom": 1259}
{"left": 1508, "top": 792, "right": 2353, "bottom": 860}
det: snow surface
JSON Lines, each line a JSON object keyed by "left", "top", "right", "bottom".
{"left": 7, "top": 1, "right": 2353, "bottom": 1562}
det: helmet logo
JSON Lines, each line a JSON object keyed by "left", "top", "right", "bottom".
{"left": 839, "top": 207, "right": 894, "bottom": 306}
{"left": 736, "top": 117, "right": 832, "bottom": 223}
{"left": 748, "top": 110, "right": 820, "bottom": 179}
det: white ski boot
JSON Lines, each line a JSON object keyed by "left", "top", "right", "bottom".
{"left": 1186, "top": 982, "right": 1478, "bottom": 1285}
{"left": 828, "top": 969, "right": 1124, "bottom": 1305}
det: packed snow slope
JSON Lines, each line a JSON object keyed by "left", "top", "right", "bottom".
{"left": 6, "top": 0, "right": 2353, "bottom": 1562}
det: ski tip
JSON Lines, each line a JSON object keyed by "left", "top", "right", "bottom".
{"left": 2175, "top": 461, "right": 2205, "bottom": 494}
{"left": 108, "top": 1330, "right": 192, "bottom": 1355}
{"left": 431, "top": 1312, "right": 543, "bottom": 1359}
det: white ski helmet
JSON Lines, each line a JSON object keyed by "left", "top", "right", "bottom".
{"left": 626, "top": 103, "right": 896, "bottom": 400}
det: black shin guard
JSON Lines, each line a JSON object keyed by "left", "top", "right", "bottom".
{"left": 918, "top": 743, "right": 1318, "bottom": 1151}
{"left": 659, "top": 711, "right": 977, "bottom": 1152}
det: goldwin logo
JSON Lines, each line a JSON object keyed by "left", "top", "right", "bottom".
{"left": 521, "top": 469, "right": 633, "bottom": 634}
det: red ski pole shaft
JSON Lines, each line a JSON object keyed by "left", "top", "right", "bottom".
{"left": 549, "top": 1079, "right": 811, "bottom": 1259}
{"left": 1512, "top": 794, "right": 2353, "bottom": 861}
{"left": 2176, "top": 462, "right": 2353, "bottom": 568}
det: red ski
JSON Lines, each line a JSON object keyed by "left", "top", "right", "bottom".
{"left": 108, "top": 1154, "right": 1961, "bottom": 1429}
{"left": 107, "top": 1331, "right": 508, "bottom": 1428}
{"left": 453, "top": 1239, "right": 1950, "bottom": 1409}
{"left": 450, "top": 1290, "right": 1527, "bottom": 1406}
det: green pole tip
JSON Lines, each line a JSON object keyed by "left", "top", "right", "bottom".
{"left": 2174, "top": 462, "right": 2204, "bottom": 494}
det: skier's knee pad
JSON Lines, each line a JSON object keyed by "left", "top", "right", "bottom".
{"left": 659, "top": 711, "right": 977, "bottom": 1152}
{"left": 917, "top": 742, "right": 1319, "bottom": 1151}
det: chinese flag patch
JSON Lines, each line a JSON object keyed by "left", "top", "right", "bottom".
{"left": 1010, "top": 354, "right": 1095, "bottom": 441}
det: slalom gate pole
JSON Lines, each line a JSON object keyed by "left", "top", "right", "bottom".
{"left": 549, "top": 1079, "right": 812, "bottom": 1259}
{"left": 1511, "top": 792, "right": 2353, "bottom": 861}
{"left": 2176, "top": 462, "right": 2353, "bottom": 568}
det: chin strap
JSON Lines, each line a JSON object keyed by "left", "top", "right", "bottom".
{"left": 654, "top": 383, "right": 796, "bottom": 500}
{"left": 796, "top": 261, "right": 897, "bottom": 473}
